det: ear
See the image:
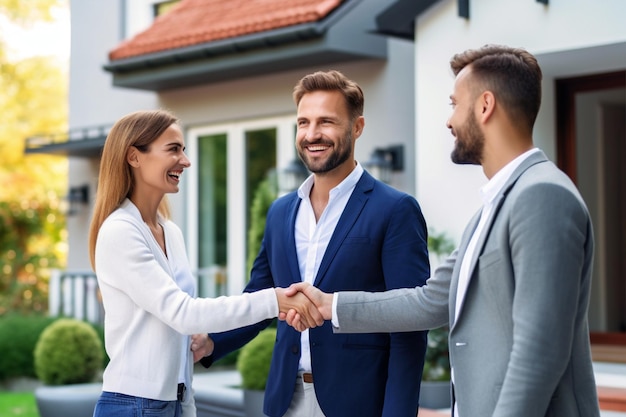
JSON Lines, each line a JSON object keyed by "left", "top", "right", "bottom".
{"left": 127, "top": 146, "right": 140, "bottom": 167}
{"left": 477, "top": 91, "right": 496, "bottom": 123}
{"left": 352, "top": 116, "right": 365, "bottom": 140}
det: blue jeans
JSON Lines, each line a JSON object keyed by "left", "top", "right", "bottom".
{"left": 93, "top": 391, "right": 182, "bottom": 417}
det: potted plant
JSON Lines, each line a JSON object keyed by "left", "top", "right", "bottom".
{"left": 237, "top": 328, "right": 276, "bottom": 417}
{"left": 420, "top": 325, "right": 451, "bottom": 409}
{"left": 33, "top": 318, "right": 104, "bottom": 417}
{"left": 419, "top": 229, "right": 455, "bottom": 410}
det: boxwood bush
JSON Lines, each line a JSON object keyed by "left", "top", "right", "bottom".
{"left": 0, "top": 314, "right": 56, "bottom": 380}
{"left": 33, "top": 318, "right": 103, "bottom": 385}
{"left": 237, "top": 328, "right": 276, "bottom": 391}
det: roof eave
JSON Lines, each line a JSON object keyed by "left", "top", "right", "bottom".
{"left": 103, "top": 21, "right": 387, "bottom": 91}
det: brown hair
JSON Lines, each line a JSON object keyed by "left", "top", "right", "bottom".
{"left": 450, "top": 44, "right": 542, "bottom": 133}
{"left": 88, "top": 109, "right": 178, "bottom": 269}
{"left": 292, "top": 70, "right": 364, "bottom": 121}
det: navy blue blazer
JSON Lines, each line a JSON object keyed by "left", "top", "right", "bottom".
{"left": 204, "top": 171, "right": 430, "bottom": 417}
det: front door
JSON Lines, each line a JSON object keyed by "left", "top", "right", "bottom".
{"left": 556, "top": 71, "right": 626, "bottom": 361}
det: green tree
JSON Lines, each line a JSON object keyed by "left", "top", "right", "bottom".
{"left": 0, "top": 0, "right": 68, "bottom": 315}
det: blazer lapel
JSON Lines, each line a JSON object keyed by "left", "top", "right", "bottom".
{"left": 449, "top": 210, "right": 481, "bottom": 327}
{"left": 313, "top": 172, "right": 373, "bottom": 287}
{"left": 451, "top": 150, "right": 549, "bottom": 324}
{"left": 285, "top": 193, "right": 304, "bottom": 284}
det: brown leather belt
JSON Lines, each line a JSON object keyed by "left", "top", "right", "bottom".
{"left": 302, "top": 372, "right": 314, "bottom": 383}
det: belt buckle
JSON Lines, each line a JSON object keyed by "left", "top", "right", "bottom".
{"left": 177, "top": 383, "right": 186, "bottom": 402}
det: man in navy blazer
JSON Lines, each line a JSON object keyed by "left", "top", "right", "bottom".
{"left": 197, "top": 70, "right": 430, "bottom": 417}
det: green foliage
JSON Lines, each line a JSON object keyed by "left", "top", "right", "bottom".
{"left": 423, "top": 229, "right": 456, "bottom": 382}
{"left": 0, "top": 314, "right": 56, "bottom": 380}
{"left": 0, "top": 200, "right": 66, "bottom": 315}
{"left": 237, "top": 329, "right": 276, "bottom": 391}
{"left": 33, "top": 318, "right": 103, "bottom": 385}
{"left": 246, "top": 176, "right": 277, "bottom": 276}
{"left": 422, "top": 326, "right": 451, "bottom": 381}
{"left": 428, "top": 228, "right": 456, "bottom": 262}
{"left": 0, "top": 0, "right": 68, "bottom": 317}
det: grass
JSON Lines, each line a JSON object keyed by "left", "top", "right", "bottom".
{"left": 0, "top": 392, "right": 39, "bottom": 417}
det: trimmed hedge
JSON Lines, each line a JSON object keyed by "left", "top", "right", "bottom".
{"left": 0, "top": 314, "right": 56, "bottom": 380}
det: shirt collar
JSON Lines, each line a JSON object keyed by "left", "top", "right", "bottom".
{"left": 480, "top": 148, "right": 540, "bottom": 205}
{"left": 297, "top": 161, "right": 363, "bottom": 200}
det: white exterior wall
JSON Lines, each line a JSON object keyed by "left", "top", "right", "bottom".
{"left": 414, "top": 0, "right": 626, "bottom": 245}
{"left": 67, "top": 0, "right": 158, "bottom": 269}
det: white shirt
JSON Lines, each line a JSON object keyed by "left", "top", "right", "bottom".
{"left": 295, "top": 162, "right": 363, "bottom": 372}
{"left": 452, "top": 147, "right": 539, "bottom": 417}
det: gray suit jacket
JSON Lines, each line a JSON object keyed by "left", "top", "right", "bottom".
{"left": 335, "top": 150, "right": 600, "bottom": 417}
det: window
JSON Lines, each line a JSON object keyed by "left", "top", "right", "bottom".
{"left": 187, "top": 116, "right": 295, "bottom": 296}
{"left": 153, "top": 0, "right": 180, "bottom": 17}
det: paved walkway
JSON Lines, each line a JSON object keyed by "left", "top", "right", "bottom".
{"left": 193, "top": 362, "right": 626, "bottom": 416}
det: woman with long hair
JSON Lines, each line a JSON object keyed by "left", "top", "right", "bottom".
{"left": 89, "top": 109, "right": 320, "bottom": 417}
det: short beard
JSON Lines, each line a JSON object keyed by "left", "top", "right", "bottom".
{"left": 299, "top": 130, "right": 353, "bottom": 174}
{"left": 450, "top": 109, "right": 483, "bottom": 165}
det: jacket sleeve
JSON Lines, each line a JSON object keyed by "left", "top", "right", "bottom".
{"left": 334, "top": 253, "right": 452, "bottom": 333}
{"left": 96, "top": 217, "right": 278, "bottom": 335}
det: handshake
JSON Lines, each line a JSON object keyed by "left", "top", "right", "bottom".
{"left": 190, "top": 283, "right": 333, "bottom": 361}
{"left": 274, "top": 283, "right": 333, "bottom": 332}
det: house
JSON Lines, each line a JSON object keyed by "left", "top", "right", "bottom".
{"left": 25, "top": 0, "right": 417, "bottom": 313}
{"left": 26, "top": 0, "right": 626, "bottom": 366}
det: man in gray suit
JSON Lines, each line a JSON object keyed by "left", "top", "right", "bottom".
{"left": 284, "top": 44, "right": 601, "bottom": 417}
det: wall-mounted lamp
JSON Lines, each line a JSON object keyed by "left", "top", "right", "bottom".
{"left": 363, "top": 145, "right": 404, "bottom": 184}
{"left": 278, "top": 158, "right": 309, "bottom": 195}
{"left": 66, "top": 184, "right": 89, "bottom": 216}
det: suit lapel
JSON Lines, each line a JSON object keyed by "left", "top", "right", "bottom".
{"left": 449, "top": 210, "right": 481, "bottom": 327}
{"left": 285, "top": 193, "right": 304, "bottom": 284}
{"left": 451, "top": 150, "right": 549, "bottom": 325}
{"left": 313, "top": 172, "right": 373, "bottom": 287}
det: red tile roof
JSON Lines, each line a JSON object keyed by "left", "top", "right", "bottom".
{"left": 110, "top": 0, "right": 344, "bottom": 60}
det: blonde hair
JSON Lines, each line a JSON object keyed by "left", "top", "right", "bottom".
{"left": 88, "top": 109, "right": 178, "bottom": 269}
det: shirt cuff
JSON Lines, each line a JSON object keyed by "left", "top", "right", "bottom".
{"left": 331, "top": 292, "right": 339, "bottom": 328}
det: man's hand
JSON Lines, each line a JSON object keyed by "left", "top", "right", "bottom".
{"left": 275, "top": 287, "right": 324, "bottom": 329}
{"left": 280, "top": 282, "right": 333, "bottom": 331}
{"left": 190, "top": 333, "right": 214, "bottom": 362}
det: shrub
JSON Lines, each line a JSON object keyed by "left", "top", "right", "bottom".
{"left": 246, "top": 177, "right": 277, "bottom": 276}
{"left": 0, "top": 314, "right": 56, "bottom": 381}
{"left": 33, "top": 318, "right": 103, "bottom": 385}
{"left": 237, "top": 329, "right": 276, "bottom": 391}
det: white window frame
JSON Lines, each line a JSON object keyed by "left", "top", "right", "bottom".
{"left": 186, "top": 115, "right": 296, "bottom": 295}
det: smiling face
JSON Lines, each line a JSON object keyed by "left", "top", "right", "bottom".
{"left": 447, "top": 67, "right": 485, "bottom": 166}
{"left": 295, "top": 90, "right": 362, "bottom": 175}
{"left": 129, "top": 123, "right": 191, "bottom": 196}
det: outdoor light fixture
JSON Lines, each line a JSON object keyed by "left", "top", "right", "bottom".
{"left": 278, "top": 158, "right": 309, "bottom": 195}
{"left": 66, "top": 184, "right": 89, "bottom": 216}
{"left": 364, "top": 145, "right": 404, "bottom": 184}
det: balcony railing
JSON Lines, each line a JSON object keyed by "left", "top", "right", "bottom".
{"left": 49, "top": 267, "right": 229, "bottom": 325}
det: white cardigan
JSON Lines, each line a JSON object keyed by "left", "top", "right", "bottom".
{"left": 95, "top": 199, "right": 278, "bottom": 401}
